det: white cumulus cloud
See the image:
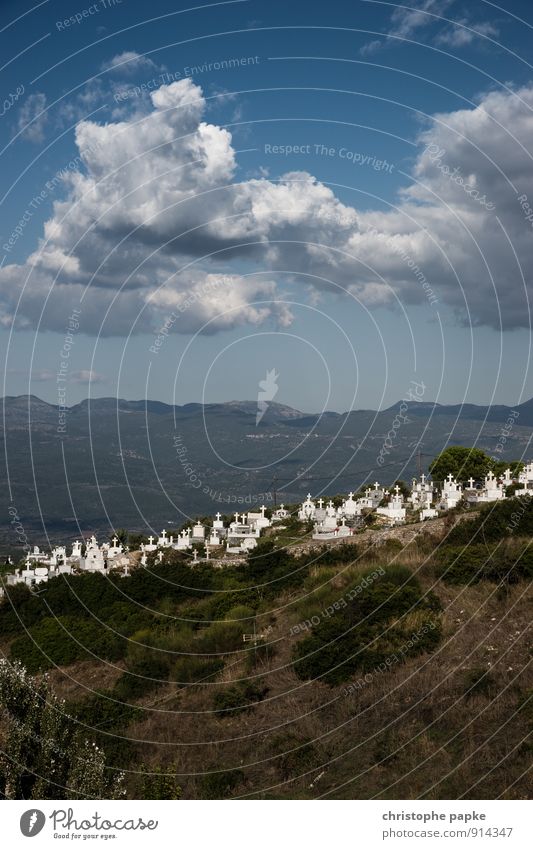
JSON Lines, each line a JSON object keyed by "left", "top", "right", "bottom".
{"left": 2, "top": 77, "right": 533, "bottom": 336}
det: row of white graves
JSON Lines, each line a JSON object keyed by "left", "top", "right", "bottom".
{"left": 272, "top": 504, "right": 290, "bottom": 521}
{"left": 376, "top": 486, "right": 407, "bottom": 524}
{"left": 139, "top": 507, "right": 274, "bottom": 558}
{"left": 226, "top": 511, "right": 263, "bottom": 554}
{"left": 79, "top": 535, "right": 131, "bottom": 573}
{"left": 4, "top": 535, "right": 131, "bottom": 589}
{"left": 3, "top": 465, "right": 527, "bottom": 587}
{"left": 409, "top": 474, "right": 438, "bottom": 520}
{"left": 311, "top": 495, "right": 365, "bottom": 540}
{"left": 517, "top": 462, "right": 533, "bottom": 496}
{"left": 299, "top": 466, "right": 523, "bottom": 534}
{"left": 2, "top": 508, "right": 276, "bottom": 589}
{"left": 465, "top": 471, "right": 505, "bottom": 504}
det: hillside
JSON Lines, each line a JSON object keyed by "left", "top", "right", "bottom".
{"left": 0, "top": 498, "right": 531, "bottom": 800}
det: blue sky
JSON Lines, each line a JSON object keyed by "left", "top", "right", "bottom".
{"left": 2, "top": 0, "right": 533, "bottom": 412}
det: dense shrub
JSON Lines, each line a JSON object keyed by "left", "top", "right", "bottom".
{"left": 243, "top": 540, "right": 309, "bottom": 593}
{"left": 436, "top": 543, "right": 533, "bottom": 584}
{"left": 140, "top": 765, "right": 182, "bottom": 799}
{"left": 444, "top": 497, "right": 533, "bottom": 546}
{"left": 0, "top": 564, "right": 214, "bottom": 637}
{"left": 171, "top": 656, "right": 224, "bottom": 686}
{"left": 213, "top": 681, "right": 269, "bottom": 716}
{"left": 114, "top": 635, "right": 171, "bottom": 699}
{"left": 205, "top": 588, "right": 263, "bottom": 619}
{"left": 0, "top": 661, "right": 123, "bottom": 800}
{"left": 270, "top": 733, "right": 319, "bottom": 781}
{"left": 69, "top": 689, "right": 141, "bottom": 729}
{"left": 10, "top": 615, "right": 125, "bottom": 673}
{"left": 196, "top": 619, "right": 244, "bottom": 654}
{"left": 292, "top": 565, "right": 441, "bottom": 686}
{"left": 68, "top": 688, "right": 141, "bottom": 764}
{"left": 197, "top": 768, "right": 244, "bottom": 799}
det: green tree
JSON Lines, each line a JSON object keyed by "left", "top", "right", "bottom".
{"left": 128, "top": 532, "right": 148, "bottom": 550}
{"left": 429, "top": 446, "right": 493, "bottom": 483}
{"left": 393, "top": 480, "right": 410, "bottom": 498}
{"left": 491, "top": 460, "right": 524, "bottom": 477}
{"left": 140, "top": 764, "right": 182, "bottom": 799}
{"left": 112, "top": 528, "right": 128, "bottom": 546}
{"left": 0, "top": 660, "right": 123, "bottom": 799}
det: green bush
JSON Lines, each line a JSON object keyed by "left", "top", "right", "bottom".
{"left": 213, "top": 680, "right": 269, "bottom": 716}
{"left": 270, "top": 734, "right": 319, "bottom": 781}
{"left": 196, "top": 619, "right": 244, "bottom": 654}
{"left": 198, "top": 768, "right": 244, "bottom": 799}
{"left": 444, "top": 497, "right": 533, "bottom": 546}
{"left": 115, "top": 646, "right": 170, "bottom": 699}
{"left": 140, "top": 764, "right": 182, "bottom": 799}
{"left": 436, "top": 543, "right": 533, "bottom": 584}
{"left": 0, "top": 563, "right": 214, "bottom": 639}
{"left": 10, "top": 615, "right": 125, "bottom": 673}
{"left": 0, "top": 661, "right": 123, "bottom": 800}
{"left": 292, "top": 566, "right": 441, "bottom": 686}
{"left": 69, "top": 689, "right": 141, "bottom": 728}
{"left": 68, "top": 688, "right": 141, "bottom": 764}
{"left": 171, "top": 656, "right": 224, "bottom": 686}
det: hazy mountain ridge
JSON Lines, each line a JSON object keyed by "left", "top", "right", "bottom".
{"left": 0, "top": 394, "right": 531, "bottom": 545}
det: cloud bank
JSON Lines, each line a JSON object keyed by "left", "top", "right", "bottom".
{"left": 2, "top": 77, "right": 533, "bottom": 335}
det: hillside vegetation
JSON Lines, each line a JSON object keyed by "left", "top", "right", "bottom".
{"left": 0, "top": 497, "right": 531, "bottom": 799}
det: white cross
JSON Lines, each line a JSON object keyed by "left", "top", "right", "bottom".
{"left": 374, "top": 482, "right": 380, "bottom": 490}
{"left": 447, "top": 473, "right": 454, "bottom": 483}
{"left": 394, "top": 485, "right": 401, "bottom": 495}
{"left": 348, "top": 491, "right": 354, "bottom": 500}
{"left": 234, "top": 512, "right": 240, "bottom": 523}
{"left": 260, "top": 505, "right": 266, "bottom": 516}
{"left": 468, "top": 477, "right": 475, "bottom": 488}
{"left": 318, "top": 498, "right": 324, "bottom": 509}
{"left": 148, "top": 536, "right": 154, "bottom": 545}
{"left": 306, "top": 493, "right": 312, "bottom": 501}
{"left": 161, "top": 529, "right": 167, "bottom": 539}
{"left": 112, "top": 536, "right": 118, "bottom": 546}
{"left": 421, "top": 473, "right": 426, "bottom": 484}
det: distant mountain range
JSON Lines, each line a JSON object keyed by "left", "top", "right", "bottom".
{"left": 1, "top": 394, "right": 531, "bottom": 545}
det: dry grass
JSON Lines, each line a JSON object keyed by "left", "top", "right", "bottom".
{"left": 3, "top": 524, "right": 531, "bottom": 800}
{"left": 118, "top": 560, "right": 532, "bottom": 799}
